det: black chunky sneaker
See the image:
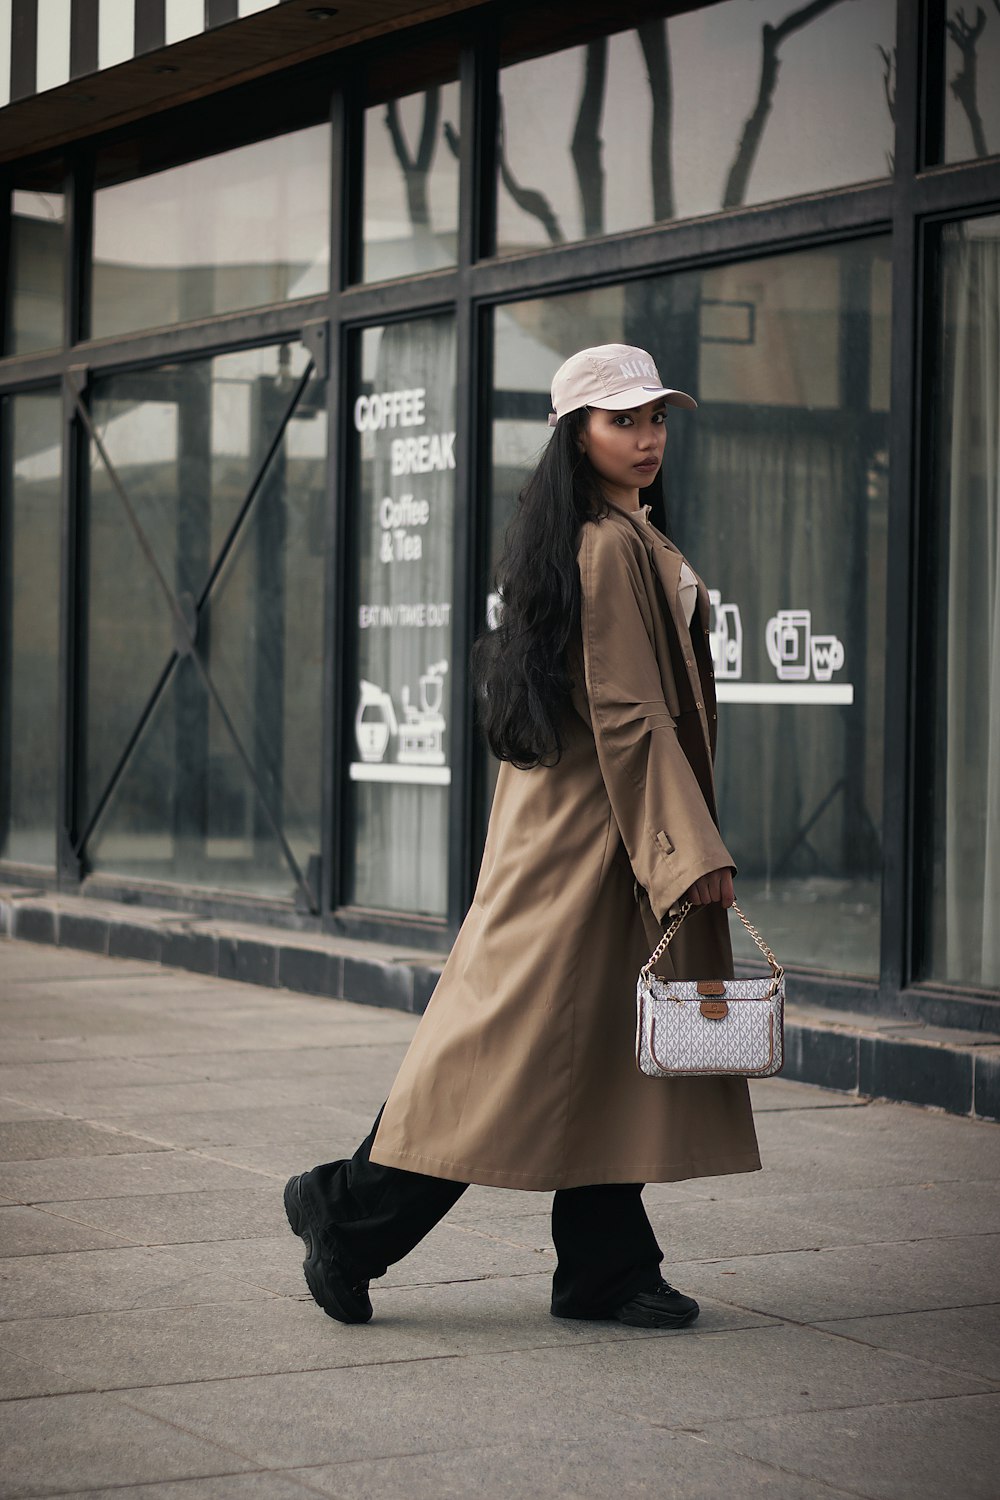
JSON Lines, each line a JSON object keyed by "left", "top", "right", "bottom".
{"left": 613, "top": 1278, "right": 699, "bottom": 1329}
{"left": 283, "top": 1174, "right": 373, "bottom": 1324}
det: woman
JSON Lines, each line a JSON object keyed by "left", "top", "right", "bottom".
{"left": 285, "top": 343, "right": 761, "bottom": 1329}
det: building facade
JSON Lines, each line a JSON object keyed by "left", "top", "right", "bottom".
{"left": 1, "top": 0, "right": 998, "bottom": 1022}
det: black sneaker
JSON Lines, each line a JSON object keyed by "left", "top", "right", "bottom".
{"left": 614, "top": 1278, "right": 699, "bottom": 1329}
{"left": 283, "top": 1174, "right": 373, "bottom": 1324}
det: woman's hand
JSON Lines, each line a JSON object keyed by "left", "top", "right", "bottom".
{"left": 684, "top": 868, "right": 735, "bottom": 908}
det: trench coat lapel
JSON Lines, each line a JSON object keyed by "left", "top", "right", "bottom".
{"left": 615, "top": 506, "right": 716, "bottom": 760}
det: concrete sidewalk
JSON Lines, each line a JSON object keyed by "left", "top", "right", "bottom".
{"left": 0, "top": 942, "right": 998, "bottom": 1500}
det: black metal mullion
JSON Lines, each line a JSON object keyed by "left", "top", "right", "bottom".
{"left": 878, "top": 0, "right": 923, "bottom": 1002}
{"left": 320, "top": 79, "right": 354, "bottom": 918}
{"left": 55, "top": 153, "right": 90, "bottom": 886}
{"left": 446, "top": 24, "right": 497, "bottom": 929}
{"left": 0, "top": 185, "right": 11, "bottom": 359}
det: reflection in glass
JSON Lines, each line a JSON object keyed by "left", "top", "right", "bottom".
{"left": 8, "top": 189, "right": 65, "bottom": 354}
{"left": 496, "top": 0, "right": 895, "bottom": 254}
{"left": 91, "top": 127, "right": 329, "bottom": 338}
{"left": 0, "top": 393, "right": 62, "bottom": 866}
{"left": 348, "top": 316, "right": 457, "bottom": 914}
{"left": 362, "top": 81, "right": 460, "bottom": 282}
{"left": 85, "top": 344, "right": 326, "bottom": 898}
{"left": 943, "top": 5, "right": 1000, "bottom": 163}
{"left": 925, "top": 215, "right": 1000, "bottom": 988}
{"left": 489, "top": 238, "right": 891, "bottom": 974}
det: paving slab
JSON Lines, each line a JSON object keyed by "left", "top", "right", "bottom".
{"left": 668, "top": 1234, "right": 1000, "bottom": 1322}
{"left": 47, "top": 1478, "right": 320, "bottom": 1500}
{"left": 0, "top": 1150, "right": 269, "bottom": 1205}
{"left": 813, "top": 1304, "right": 1000, "bottom": 1383}
{"left": 0, "top": 1243, "right": 279, "bottom": 1322}
{"left": 698, "top": 1391, "right": 1000, "bottom": 1500}
{"left": 41, "top": 1183, "right": 288, "bottom": 1247}
{"left": 0, "top": 1391, "right": 259, "bottom": 1499}
{"left": 0, "top": 1203, "right": 134, "bottom": 1257}
{"left": 286, "top": 1428, "right": 857, "bottom": 1500}
{"left": 0, "top": 1296, "right": 457, "bottom": 1395}
{"left": 0, "top": 1119, "right": 166, "bottom": 1162}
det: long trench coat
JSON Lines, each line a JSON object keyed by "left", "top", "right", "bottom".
{"left": 370, "top": 502, "right": 761, "bottom": 1189}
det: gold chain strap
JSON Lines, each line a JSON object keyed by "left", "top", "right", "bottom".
{"left": 640, "top": 900, "right": 784, "bottom": 989}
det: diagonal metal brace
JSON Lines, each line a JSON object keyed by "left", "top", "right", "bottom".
{"left": 70, "top": 380, "right": 320, "bottom": 914}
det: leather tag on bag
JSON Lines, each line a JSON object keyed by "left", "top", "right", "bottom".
{"left": 699, "top": 999, "right": 729, "bottom": 1020}
{"left": 697, "top": 981, "right": 726, "bottom": 996}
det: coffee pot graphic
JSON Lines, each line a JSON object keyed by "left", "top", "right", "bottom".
{"left": 355, "top": 679, "right": 398, "bottom": 763}
{"left": 398, "top": 660, "right": 449, "bottom": 766}
{"left": 708, "top": 590, "right": 743, "bottom": 679}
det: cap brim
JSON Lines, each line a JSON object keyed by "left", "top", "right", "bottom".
{"left": 590, "top": 384, "right": 698, "bottom": 412}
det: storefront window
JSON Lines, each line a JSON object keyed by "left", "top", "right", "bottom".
{"left": 347, "top": 315, "right": 457, "bottom": 914}
{"left": 361, "top": 78, "right": 460, "bottom": 282}
{"left": 490, "top": 237, "right": 891, "bottom": 974}
{"left": 0, "top": 392, "right": 62, "bottom": 867}
{"left": 7, "top": 185, "right": 65, "bottom": 354}
{"left": 84, "top": 343, "right": 326, "bottom": 898}
{"left": 924, "top": 215, "right": 1000, "bottom": 989}
{"left": 942, "top": 4, "right": 1000, "bottom": 163}
{"left": 91, "top": 126, "right": 330, "bottom": 338}
{"left": 496, "top": 0, "right": 895, "bottom": 255}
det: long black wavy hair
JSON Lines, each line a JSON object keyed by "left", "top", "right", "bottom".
{"left": 471, "top": 407, "right": 612, "bottom": 768}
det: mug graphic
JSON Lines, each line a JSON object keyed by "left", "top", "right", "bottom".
{"left": 765, "top": 609, "right": 812, "bottom": 681}
{"left": 810, "top": 635, "right": 845, "bottom": 681}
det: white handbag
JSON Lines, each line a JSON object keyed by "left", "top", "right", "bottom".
{"left": 636, "top": 901, "right": 785, "bottom": 1078}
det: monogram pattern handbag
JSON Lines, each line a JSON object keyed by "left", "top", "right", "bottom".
{"left": 636, "top": 902, "right": 785, "bottom": 1078}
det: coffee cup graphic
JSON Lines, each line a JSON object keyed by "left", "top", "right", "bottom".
{"left": 765, "top": 609, "right": 811, "bottom": 681}
{"left": 810, "top": 635, "right": 845, "bottom": 681}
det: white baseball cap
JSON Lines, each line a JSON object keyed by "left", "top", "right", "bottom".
{"left": 548, "top": 343, "right": 697, "bottom": 427}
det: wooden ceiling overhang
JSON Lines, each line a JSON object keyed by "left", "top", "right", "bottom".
{"left": 0, "top": 0, "right": 493, "bottom": 168}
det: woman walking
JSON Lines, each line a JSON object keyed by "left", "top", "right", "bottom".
{"left": 285, "top": 343, "right": 760, "bottom": 1328}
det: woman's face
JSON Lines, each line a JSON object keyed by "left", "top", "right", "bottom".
{"left": 578, "top": 400, "right": 668, "bottom": 507}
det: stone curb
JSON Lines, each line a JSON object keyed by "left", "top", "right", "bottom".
{"left": 2, "top": 889, "right": 997, "bottom": 1124}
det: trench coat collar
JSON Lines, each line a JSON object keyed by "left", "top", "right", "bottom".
{"left": 603, "top": 500, "right": 711, "bottom": 638}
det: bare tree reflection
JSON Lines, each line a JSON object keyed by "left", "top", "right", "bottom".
{"left": 638, "top": 19, "right": 675, "bottom": 221}
{"left": 946, "top": 6, "right": 990, "bottom": 158}
{"left": 571, "top": 39, "right": 609, "bottom": 237}
{"left": 878, "top": 43, "right": 896, "bottom": 174}
{"left": 723, "top": 0, "right": 856, "bottom": 210}
{"left": 384, "top": 89, "right": 441, "bottom": 229}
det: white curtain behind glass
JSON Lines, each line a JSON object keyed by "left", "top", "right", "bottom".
{"left": 943, "top": 223, "right": 1000, "bottom": 987}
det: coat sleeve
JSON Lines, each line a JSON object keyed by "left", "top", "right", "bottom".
{"left": 577, "top": 520, "right": 735, "bottom": 923}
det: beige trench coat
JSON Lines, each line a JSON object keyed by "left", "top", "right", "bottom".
{"left": 370, "top": 503, "right": 761, "bottom": 1189}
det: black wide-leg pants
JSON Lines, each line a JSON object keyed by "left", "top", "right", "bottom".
{"left": 304, "top": 1112, "right": 664, "bottom": 1316}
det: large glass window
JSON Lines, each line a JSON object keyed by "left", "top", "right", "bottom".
{"left": 923, "top": 214, "right": 1000, "bottom": 990}
{"left": 361, "top": 74, "right": 460, "bottom": 283}
{"left": 91, "top": 126, "right": 330, "bottom": 338}
{"left": 6, "top": 183, "right": 65, "bottom": 354}
{"left": 347, "top": 315, "right": 457, "bottom": 914}
{"left": 1, "top": 392, "right": 62, "bottom": 867}
{"left": 490, "top": 238, "right": 891, "bottom": 974}
{"left": 496, "top": 0, "right": 895, "bottom": 255}
{"left": 83, "top": 343, "right": 326, "bottom": 899}
{"left": 942, "top": 4, "right": 1000, "bottom": 164}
